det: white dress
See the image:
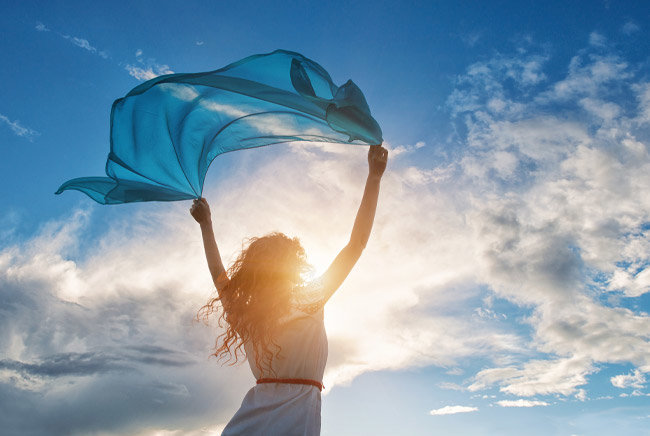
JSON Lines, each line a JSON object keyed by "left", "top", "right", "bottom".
{"left": 221, "top": 294, "right": 328, "bottom": 436}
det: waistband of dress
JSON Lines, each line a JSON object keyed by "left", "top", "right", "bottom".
{"left": 256, "top": 377, "right": 324, "bottom": 391}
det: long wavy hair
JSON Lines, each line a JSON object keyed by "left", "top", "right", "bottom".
{"left": 197, "top": 232, "right": 310, "bottom": 373}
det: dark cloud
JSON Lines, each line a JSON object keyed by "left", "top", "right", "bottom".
{"left": 123, "top": 344, "right": 196, "bottom": 367}
{"left": 0, "top": 229, "right": 246, "bottom": 436}
{"left": 0, "top": 352, "right": 130, "bottom": 377}
{"left": 0, "top": 345, "right": 194, "bottom": 380}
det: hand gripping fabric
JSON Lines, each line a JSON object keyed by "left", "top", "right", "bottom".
{"left": 55, "top": 49, "right": 383, "bottom": 204}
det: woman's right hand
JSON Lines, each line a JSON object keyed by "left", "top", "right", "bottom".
{"left": 190, "top": 198, "right": 211, "bottom": 225}
{"left": 368, "top": 145, "right": 388, "bottom": 179}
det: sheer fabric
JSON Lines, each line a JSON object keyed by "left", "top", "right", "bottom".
{"left": 56, "top": 50, "right": 383, "bottom": 204}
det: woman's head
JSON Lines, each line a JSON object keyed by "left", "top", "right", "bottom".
{"left": 235, "top": 232, "right": 308, "bottom": 291}
{"left": 197, "top": 232, "right": 310, "bottom": 373}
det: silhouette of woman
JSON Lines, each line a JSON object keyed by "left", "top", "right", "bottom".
{"left": 191, "top": 145, "right": 388, "bottom": 435}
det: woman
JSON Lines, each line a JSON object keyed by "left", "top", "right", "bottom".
{"left": 190, "top": 145, "right": 388, "bottom": 435}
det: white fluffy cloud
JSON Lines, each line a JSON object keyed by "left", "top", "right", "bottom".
{"left": 495, "top": 399, "right": 549, "bottom": 407}
{"left": 611, "top": 369, "right": 647, "bottom": 389}
{"left": 429, "top": 405, "right": 478, "bottom": 415}
{"left": 125, "top": 64, "right": 174, "bottom": 81}
{"left": 447, "top": 43, "right": 650, "bottom": 398}
{"left": 125, "top": 49, "right": 174, "bottom": 81}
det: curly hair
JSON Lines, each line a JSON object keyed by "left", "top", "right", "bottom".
{"left": 197, "top": 232, "right": 311, "bottom": 374}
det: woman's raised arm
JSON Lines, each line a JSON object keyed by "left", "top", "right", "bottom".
{"left": 190, "top": 198, "right": 229, "bottom": 291}
{"left": 318, "top": 145, "right": 388, "bottom": 303}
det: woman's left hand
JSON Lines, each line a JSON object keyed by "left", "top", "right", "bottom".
{"left": 190, "top": 198, "right": 211, "bottom": 225}
{"left": 368, "top": 145, "right": 388, "bottom": 179}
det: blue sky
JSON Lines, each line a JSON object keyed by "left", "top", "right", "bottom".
{"left": 2, "top": 1, "right": 650, "bottom": 435}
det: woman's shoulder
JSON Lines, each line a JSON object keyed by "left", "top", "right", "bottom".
{"left": 289, "top": 278, "right": 326, "bottom": 317}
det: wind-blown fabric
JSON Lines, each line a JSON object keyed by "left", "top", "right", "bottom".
{"left": 56, "top": 49, "right": 383, "bottom": 204}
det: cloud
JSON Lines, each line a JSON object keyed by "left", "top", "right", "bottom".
{"left": 61, "top": 35, "right": 108, "bottom": 58}
{"left": 389, "top": 140, "right": 426, "bottom": 158}
{"left": 125, "top": 49, "right": 174, "bottom": 81}
{"left": 0, "top": 113, "right": 39, "bottom": 140}
{"left": 461, "top": 31, "right": 482, "bottom": 47}
{"left": 468, "top": 358, "right": 595, "bottom": 397}
{"left": 129, "top": 424, "right": 227, "bottom": 436}
{"left": 634, "top": 83, "right": 650, "bottom": 124}
{"left": 196, "top": 41, "right": 204, "bottom": 46}
{"left": 447, "top": 37, "right": 650, "bottom": 399}
{"left": 575, "top": 388, "right": 587, "bottom": 401}
{"left": 589, "top": 32, "right": 607, "bottom": 47}
{"left": 611, "top": 369, "right": 646, "bottom": 389}
{"left": 495, "top": 399, "right": 549, "bottom": 407}
{"left": 66, "top": 36, "right": 93, "bottom": 51}
{"left": 535, "top": 54, "right": 630, "bottom": 103}
{"left": 621, "top": 21, "right": 640, "bottom": 36}
{"left": 0, "top": 348, "right": 194, "bottom": 393}
{"left": 0, "top": 209, "right": 250, "bottom": 435}
{"left": 125, "top": 64, "right": 174, "bottom": 81}
{"left": 439, "top": 381, "right": 466, "bottom": 391}
{"left": 1, "top": 346, "right": 193, "bottom": 380}
{"left": 34, "top": 23, "right": 109, "bottom": 59}
{"left": 429, "top": 405, "right": 478, "bottom": 415}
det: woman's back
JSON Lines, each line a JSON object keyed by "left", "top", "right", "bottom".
{"left": 245, "top": 305, "right": 328, "bottom": 381}
{"left": 223, "top": 304, "right": 328, "bottom": 436}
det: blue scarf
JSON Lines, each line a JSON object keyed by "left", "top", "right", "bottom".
{"left": 56, "top": 50, "right": 382, "bottom": 204}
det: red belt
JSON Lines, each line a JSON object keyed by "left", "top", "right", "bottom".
{"left": 256, "top": 377, "right": 324, "bottom": 392}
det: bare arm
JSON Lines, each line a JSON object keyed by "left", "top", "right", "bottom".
{"left": 190, "top": 198, "right": 229, "bottom": 291}
{"left": 319, "top": 145, "right": 388, "bottom": 303}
